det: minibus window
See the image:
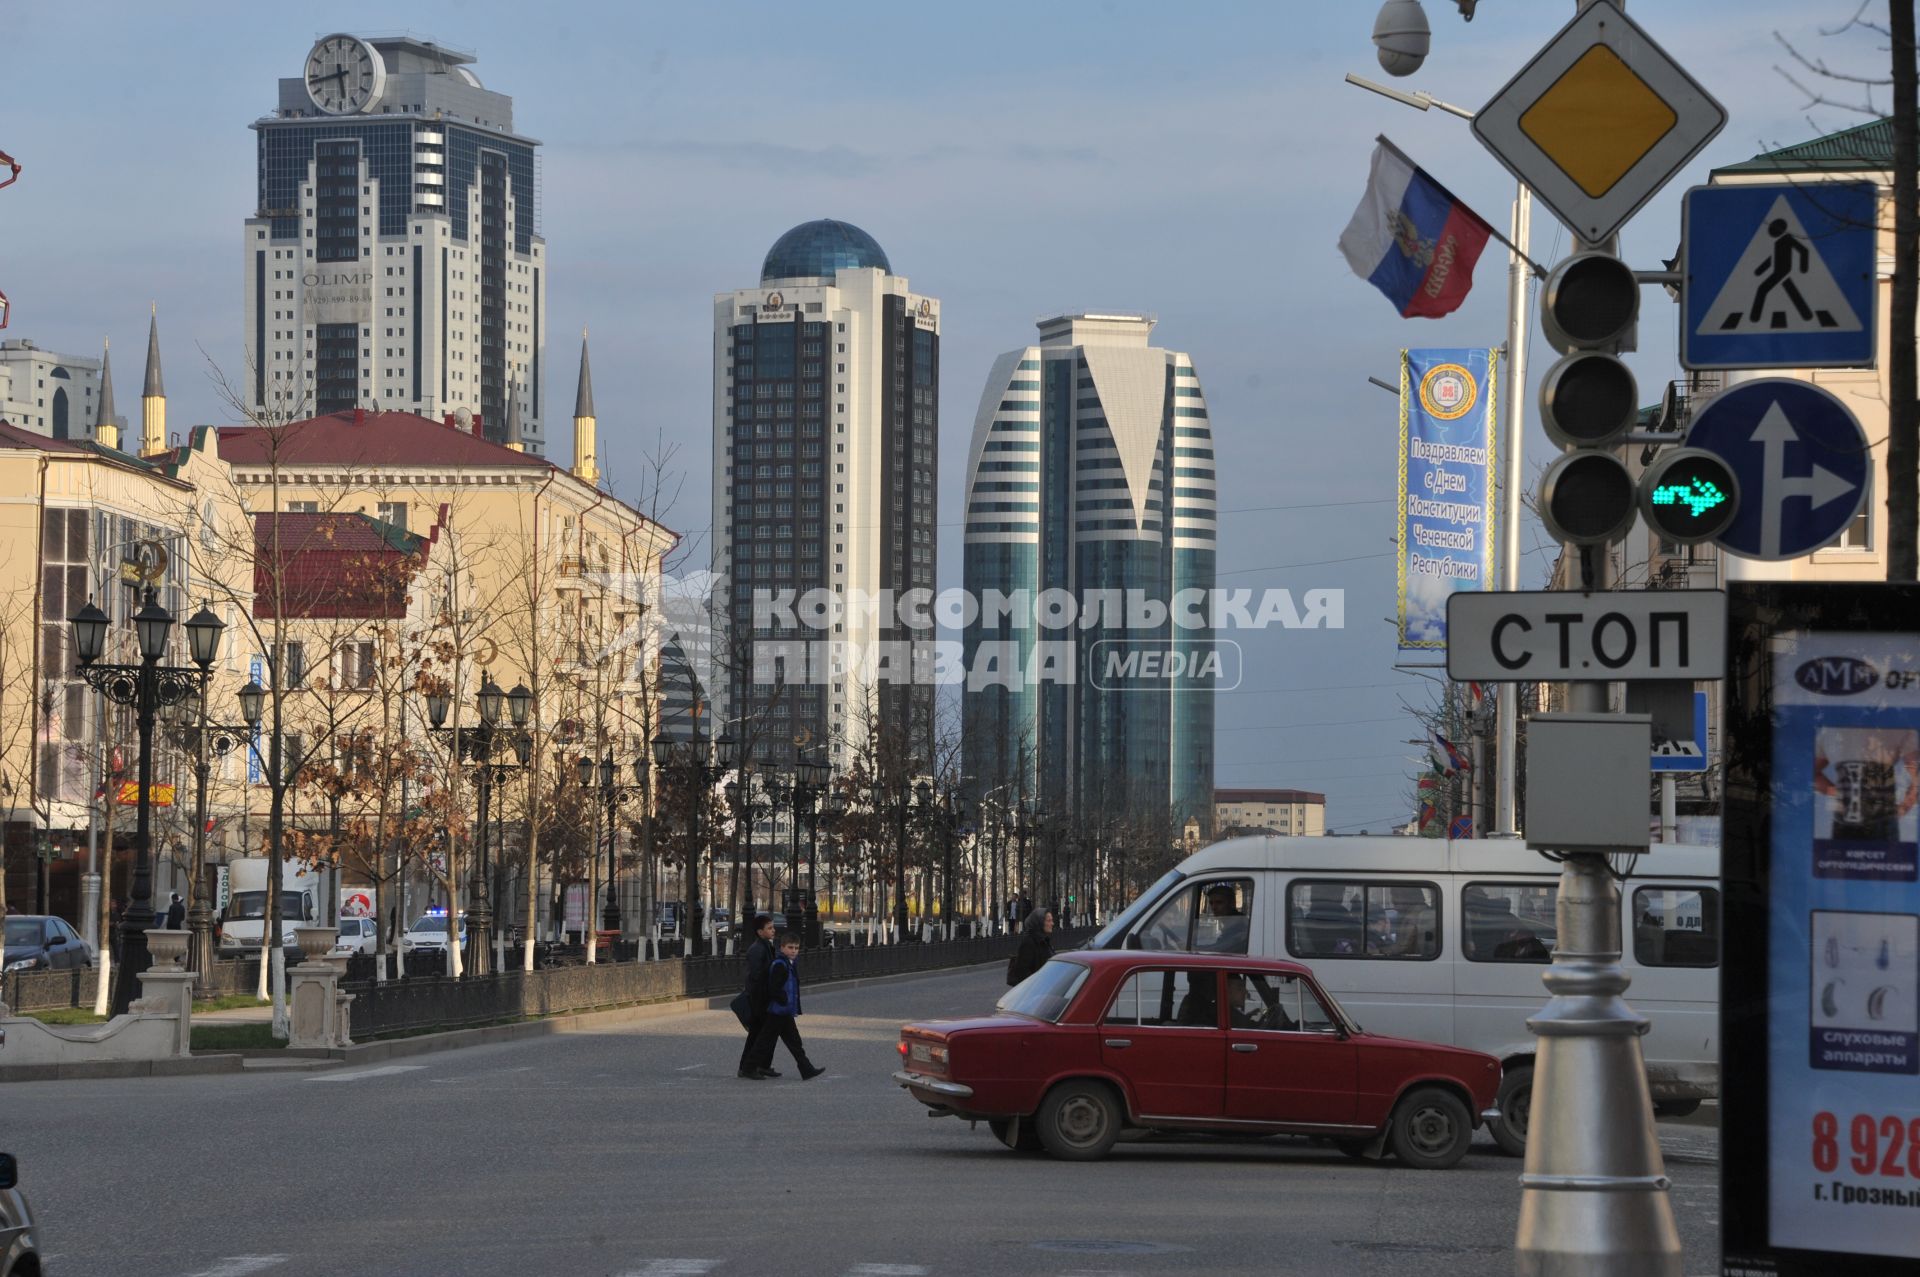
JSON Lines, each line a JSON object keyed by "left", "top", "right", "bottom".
{"left": 1631, "top": 887, "right": 1720, "bottom": 967}
{"left": 1462, "top": 883, "right": 1558, "bottom": 962}
{"left": 1285, "top": 881, "right": 1441, "bottom": 960}
{"left": 1136, "top": 879, "right": 1254, "bottom": 954}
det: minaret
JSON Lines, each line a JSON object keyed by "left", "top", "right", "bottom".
{"left": 571, "top": 329, "right": 599, "bottom": 483}
{"left": 141, "top": 305, "right": 166, "bottom": 455}
{"left": 94, "top": 340, "right": 120, "bottom": 451}
{"left": 504, "top": 378, "right": 525, "bottom": 452}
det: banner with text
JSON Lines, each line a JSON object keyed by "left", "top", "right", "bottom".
{"left": 1397, "top": 347, "right": 1497, "bottom": 650}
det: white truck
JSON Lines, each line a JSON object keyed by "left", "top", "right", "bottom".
{"left": 217, "top": 858, "right": 329, "bottom": 957}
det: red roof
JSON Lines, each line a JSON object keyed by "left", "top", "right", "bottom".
{"left": 214, "top": 410, "right": 545, "bottom": 469}
{"left": 0, "top": 419, "right": 92, "bottom": 453}
{"left": 252, "top": 509, "right": 443, "bottom": 620}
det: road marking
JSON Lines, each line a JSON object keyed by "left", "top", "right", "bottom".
{"left": 302, "top": 1065, "right": 425, "bottom": 1084}
{"left": 179, "top": 1257, "right": 289, "bottom": 1277}
{"left": 845, "top": 1267, "right": 930, "bottom": 1276}
{"left": 618, "top": 1262, "right": 722, "bottom": 1276}
{"left": 676, "top": 1063, "right": 709, "bottom": 1071}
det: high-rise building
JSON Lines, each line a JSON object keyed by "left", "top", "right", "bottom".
{"left": 961, "top": 313, "right": 1216, "bottom": 838}
{"left": 243, "top": 34, "right": 546, "bottom": 450}
{"left": 711, "top": 220, "right": 939, "bottom": 769}
{"left": 0, "top": 339, "right": 102, "bottom": 440}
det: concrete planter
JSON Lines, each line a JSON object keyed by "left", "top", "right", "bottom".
{"left": 294, "top": 927, "right": 338, "bottom": 964}
{"left": 145, "top": 929, "right": 189, "bottom": 972}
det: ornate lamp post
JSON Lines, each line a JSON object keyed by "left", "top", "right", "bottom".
{"left": 915, "top": 780, "right": 971, "bottom": 940}
{"left": 651, "top": 727, "right": 733, "bottom": 958}
{"left": 70, "top": 590, "right": 224, "bottom": 1015}
{"left": 868, "top": 767, "right": 918, "bottom": 943}
{"left": 426, "top": 675, "right": 531, "bottom": 977}
{"left": 163, "top": 668, "right": 249, "bottom": 975}
{"left": 577, "top": 750, "right": 645, "bottom": 943}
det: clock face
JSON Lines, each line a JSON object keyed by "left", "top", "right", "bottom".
{"left": 305, "top": 34, "right": 386, "bottom": 115}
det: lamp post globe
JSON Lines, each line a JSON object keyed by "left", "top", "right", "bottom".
{"left": 133, "top": 589, "right": 173, "bottom": 661}
{"left": 477, "top": 676, "right": 504, "bottom": 726}
{"left": 184, "top": 603, "right": 224, "bottom": 669}
{"left": 650, "top": 734, "right": 674, "bottom": 769}
{"left": 506, "top": 682, "right": 532, "bottom": 727}
{"left": 426, "top": 689, "right": 451, "bottom": 729}
{"left": 632, "top": 756, "right": 647, "bottom": 786}
{"left": 69, "top": 599, "right": 109, "bottom": 665}
{"left": 717, "top": 731, "right": 738, "bottom": 769}
{"left": 576, "top": 755, "right": 595, "bottom": 789}
{"left": 238, "top": 679, "right": 265, "bottom": 726}
{"left": 599, "top": 755, "right": 615, "bottom": 790}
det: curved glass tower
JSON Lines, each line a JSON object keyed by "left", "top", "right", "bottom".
{"left": 962, "top": 314, "right": 1216, "bottom": 847}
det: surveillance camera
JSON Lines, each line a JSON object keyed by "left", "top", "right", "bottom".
{"left": 1373, "top": 0, "right": 1431, "bottom": 77}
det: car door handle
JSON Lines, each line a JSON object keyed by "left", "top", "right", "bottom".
{"left": 1103, "top": 1038, "right": 1132, "bottom": 1049}
{"left": 1231, "top": 1042, "right": 1259, "bottom": 1053}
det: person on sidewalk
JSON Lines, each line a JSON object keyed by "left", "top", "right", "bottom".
{"left": 1006, "top": 908, "right": 1055, "bottom": 986}
{"left": 164, "top": 893, "right": 186, "bottom": 930}
{"left": 736, "top": 914, "right": 778, "bottom": 1079}
{"left": 749, "top": 932, "right": 825, "bottom": 1080}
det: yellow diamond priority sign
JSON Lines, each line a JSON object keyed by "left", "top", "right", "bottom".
{"left": 1474, "top": 1, "right": 1724, "bottom": 242}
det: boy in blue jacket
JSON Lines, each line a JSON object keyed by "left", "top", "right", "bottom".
{"left": 750, "top": 932, "right": 825, "bottom": 1080}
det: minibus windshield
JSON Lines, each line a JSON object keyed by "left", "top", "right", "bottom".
{"left": 1089, "top": 870, "right": 1183, "bottom": 949}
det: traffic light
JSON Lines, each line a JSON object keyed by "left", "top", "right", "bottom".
{"left": 1537, "top": 251, "right": 1639, "bottom": 547}
{"left": 1638, "top": 447, "right": 1739, "bottom": 545}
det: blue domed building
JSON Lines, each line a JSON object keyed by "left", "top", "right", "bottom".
{"left": 711, "top": 221, "right": 940, "bottom": 803}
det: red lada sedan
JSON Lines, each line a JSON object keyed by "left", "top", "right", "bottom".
{"left": 894, "top": 951, "right": 1500, "bottom": 1167}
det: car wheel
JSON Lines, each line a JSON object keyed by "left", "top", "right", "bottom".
{"left": 1653, "top": 1099, "right": 1700, "bottom": 1119}
{"left": 1490, "top": 1062, "right": 1533, "bottom": 1158}
{"left": 1388, "top": 1086, "right": 1473, "bottom": 1170}
{"left": 989, "top": 1117, "right": 1044, "bottom": 1153}
{"left": 1036, "top": 1081, "right": 1121, "bottom": 1161}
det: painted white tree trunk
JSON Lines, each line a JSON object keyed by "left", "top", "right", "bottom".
{"left": 91, "top": 949, "right": 111, "bottom": 1017}
{"left": 269, "top": 943, "right": 288, "bottom": 1039}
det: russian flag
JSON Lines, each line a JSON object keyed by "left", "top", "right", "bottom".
{"left": 1339, "top": 137, "right": 1493, "bottom": 319}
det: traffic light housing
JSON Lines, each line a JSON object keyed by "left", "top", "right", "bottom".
{"left": 1638, "top": 447, "right": 1739, "bottom": 545}
{"left": 1538, "top": 251, "right": 1640, "bottom": 547}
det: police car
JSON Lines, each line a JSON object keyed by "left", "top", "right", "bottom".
{"left": 400, "top": 910, "right": 466, "bottom": 954}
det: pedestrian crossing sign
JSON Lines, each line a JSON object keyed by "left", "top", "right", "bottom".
{"left": 1682, "top": 181, "right": 1878, "bottom": 371}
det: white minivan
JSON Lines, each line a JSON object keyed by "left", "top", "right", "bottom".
{"left": 1084, "top": 835, "right": 1719, "bottom": 1155}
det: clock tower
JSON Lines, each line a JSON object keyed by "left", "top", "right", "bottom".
{"left": 242, "top": 34, "right": 547, "bottom": 450}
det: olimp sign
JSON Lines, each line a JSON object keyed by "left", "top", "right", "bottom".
{"left": 302, "top": 267, "right": 373, "bottom": 324}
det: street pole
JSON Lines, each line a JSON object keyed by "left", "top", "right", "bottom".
{"left": 1496, "top": 180, "right": 1531, "bottom": 835}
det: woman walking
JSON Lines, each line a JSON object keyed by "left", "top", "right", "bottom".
{"left": 1006, "top": 908, "right": 1054, "bottom": 986}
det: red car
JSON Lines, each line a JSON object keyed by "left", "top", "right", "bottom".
{"left": 894, "top": 951, "right": 1501, "bottom": 1167}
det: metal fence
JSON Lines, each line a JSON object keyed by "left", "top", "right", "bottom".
{"left": 343, "top": 928, "right": 1095, "bottom": 1040}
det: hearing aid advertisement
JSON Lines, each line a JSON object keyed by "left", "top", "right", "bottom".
{"left": 1765, "top": 632, "right": 1920, "bottom": 1262}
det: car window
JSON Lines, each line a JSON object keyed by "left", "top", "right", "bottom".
{"left": 1287, "top": 880, "right": 1441, "bottom": 960}
{"left": 1136, "top": 878, "right": 1253, "bottom": 954}
{"left": 1105, "top": 970, "right": 1216, "bottom": 1028}
{"left": 1631, "top": 886, "right": 1720, "bottom": 968}
{"left": 996, "top": 959, "right": 1089, "bottom": 1022}
{"left": 1461, "top": 882, "right": 1558, "bottom": 963}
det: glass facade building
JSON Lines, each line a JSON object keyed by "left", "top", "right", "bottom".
{"left": 962, "top": 315, "right": 1216, "bottom": 842}
{"left": 243, "top": 36, "right": 546, "bottom": 447}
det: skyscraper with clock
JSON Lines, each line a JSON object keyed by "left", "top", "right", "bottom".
{"left": 243, "top": 34, "right": 546, "bottom": 450}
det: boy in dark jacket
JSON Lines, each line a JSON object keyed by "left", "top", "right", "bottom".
{"left": 737, "top": 914, "right": 777, "bottom": 1079}
{"left": 750, "top": 932, "right": 825, "bottom": 1080}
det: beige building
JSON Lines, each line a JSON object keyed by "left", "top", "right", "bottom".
{"left": 1214, "top": 788, "right": 1326, "bottom": 838}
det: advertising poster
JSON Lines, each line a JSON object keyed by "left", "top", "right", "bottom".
{"left": 1396, "top": 347, "right": 1497, "bottom": 650}
{"left": 1724, "top": 587, "right": 1920, "bottom": 1277}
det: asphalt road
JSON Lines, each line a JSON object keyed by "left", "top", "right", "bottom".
{"left": 3, "top": 964, "right": 1722, "bottom": 1276}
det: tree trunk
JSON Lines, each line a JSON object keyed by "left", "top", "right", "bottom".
{"left": 1891, "top": 1, "right": 1919, "bottom": 580}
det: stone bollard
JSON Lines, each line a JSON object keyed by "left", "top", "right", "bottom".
{"left": 288, "top": 926, "right": 348, "bottom": 1049}
{"left": 135, "top": 928, "right": 196, "bottom": 1057}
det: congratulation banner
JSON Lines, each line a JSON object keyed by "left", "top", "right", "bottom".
{"left": 1397, "top": 348, "right": 1498, "bottom": 650}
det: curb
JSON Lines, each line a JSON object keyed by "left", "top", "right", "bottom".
{"left": 1, "top": 955, "right": 1011, "bottom": 1081}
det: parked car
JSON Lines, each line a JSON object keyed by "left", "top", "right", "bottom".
{"left": 331, "top": 916, "right": 376, "bottom": 956}
{"left": 894, "top": 951, "right": 1501, "bottom": 1167}
{"left": 400, "top": 911, "right": 466, "bottom": 954}
{"left": 0, "top": 1152, "right": 38, "bottom": 1277}
{"left": 4, "top": 913, "right": 94, "bottom": 972}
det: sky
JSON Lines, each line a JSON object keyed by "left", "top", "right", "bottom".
{"left": 3, "top": 0, "right": 1896, "bottom": 835}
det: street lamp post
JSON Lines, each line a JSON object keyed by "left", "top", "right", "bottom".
{"left": 779, "top": 753, "right": 830, "bottom": 945}
{"left": 70, "top": 590, "right": 224, "bottom": 1015}
{"left": 578, "top": 751, "right": 644, "bottom": 946}
{"left": 652, "top": 728, "right": 732, "bottom": 958}
{"left": 915, "top": 780, "right": 970, "bottom": 940}
{"left": 426, "top": 676, "right": 531, "bottom": 978}
{"left": 167, "top": 688, "right": 248, "bottom": 975}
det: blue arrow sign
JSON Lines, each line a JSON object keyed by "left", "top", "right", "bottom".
{"left": 1682, "top": 181, "right": 1877, "bottom": 371}
{"left": 1685, "top": 379, "right": 1869, "bottom": 561}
